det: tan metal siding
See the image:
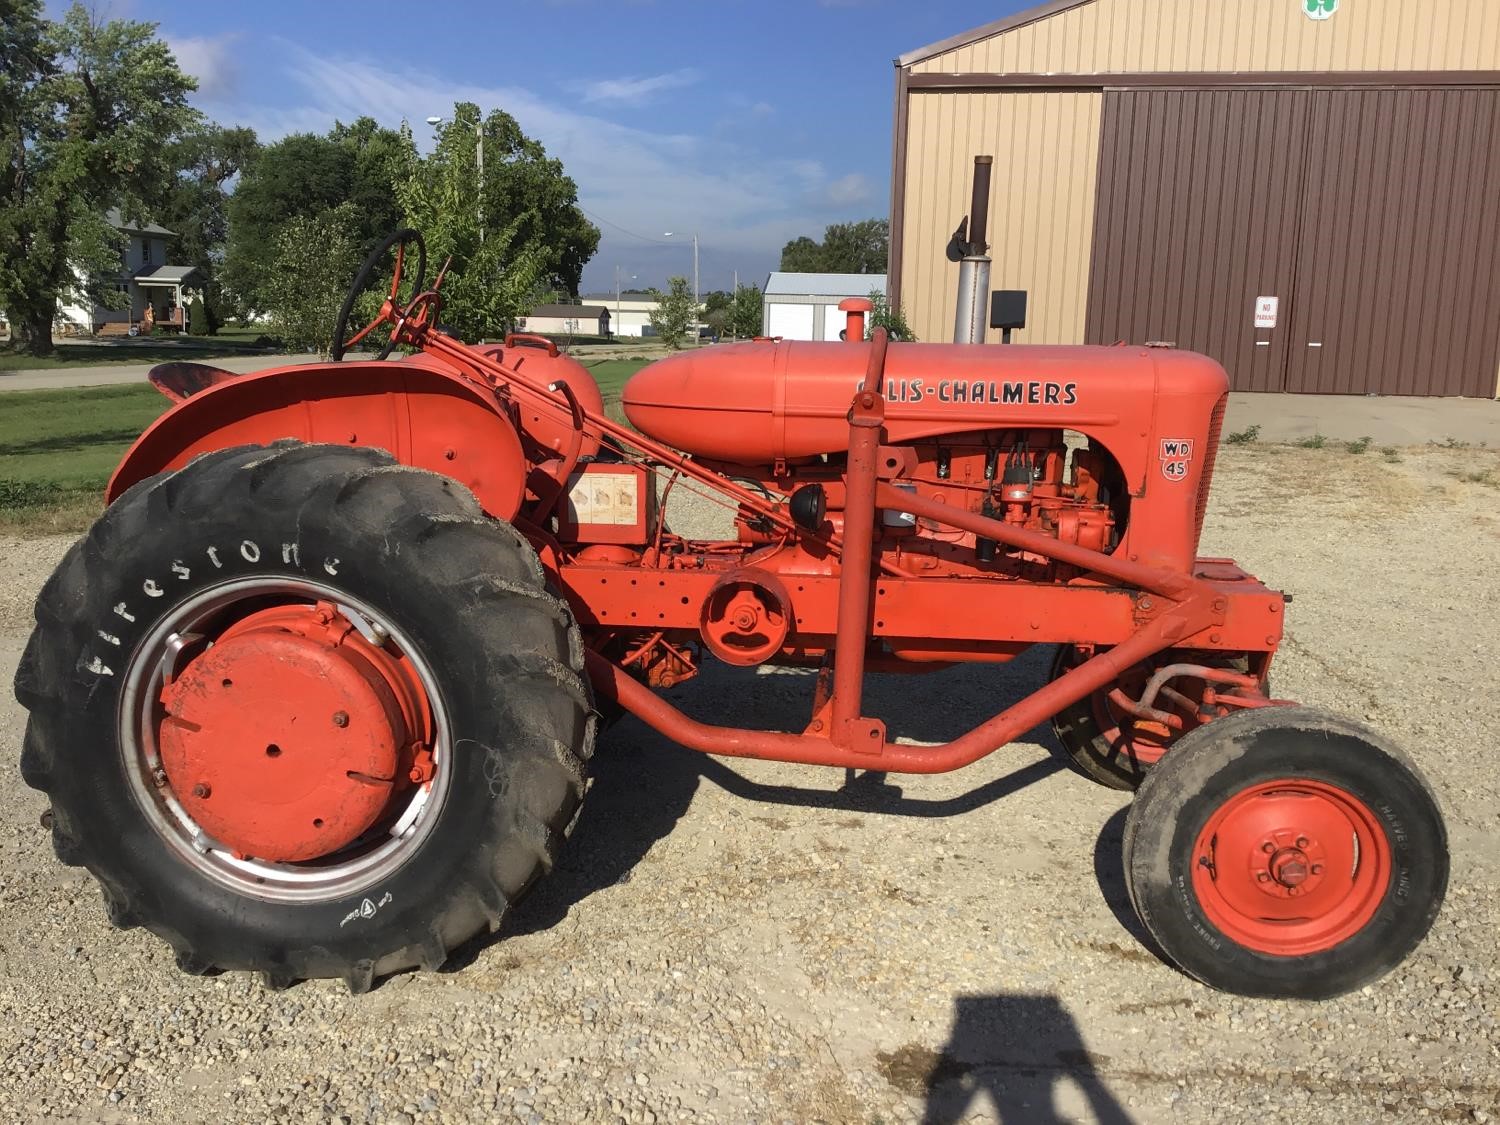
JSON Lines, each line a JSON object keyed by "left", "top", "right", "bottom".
{"left": 900, "top": 91, "right": 1102, "bottom": 344}
{"left": 911, "top": 0, "right": 1500, "bottom": 75}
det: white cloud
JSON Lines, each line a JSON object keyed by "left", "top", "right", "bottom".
{"left": 166, "top": 34, "right": 240, "bottom": 100}
{"left": 825, "top": 172, "right": 872, "bottom": 205}
{"left": 571, "top": 68, "right": 701, "bottom": 107}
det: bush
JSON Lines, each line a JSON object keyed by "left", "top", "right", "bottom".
{"left": 0, "top": 479, "right": 62, "bottom": 509}
{"left": 187, "top": 297, "right": 209, "bottom": 336}
{"left": 1225, "top": 424, "right": 1261, "bottom": 445}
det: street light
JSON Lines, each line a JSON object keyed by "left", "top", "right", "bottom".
{"left": 427, "top": 113, "right": 483, "bottom": 242}
{"left": 663, "top": 231, "right": 699, "bottom": 308}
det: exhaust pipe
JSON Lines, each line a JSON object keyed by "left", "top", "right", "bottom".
{"left": 953, "top": 155, "right": 993, "bottom": 345}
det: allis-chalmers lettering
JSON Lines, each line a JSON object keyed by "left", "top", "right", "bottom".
{"left": 886, "top": 378, "right": 1079, "bottom": 406}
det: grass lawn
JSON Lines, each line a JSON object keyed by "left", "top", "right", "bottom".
{"left": 0, "top": 383, "right": 169, "bottom": 533}
{"left": 582, "top": 358, "right": 652, "bottom": 403}
{"left": 0, "top": 358, "right": 659, "bottom": 535}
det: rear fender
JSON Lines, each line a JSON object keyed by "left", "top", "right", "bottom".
{"left": 108, "top": 360, "right": 529, "bottom": 520}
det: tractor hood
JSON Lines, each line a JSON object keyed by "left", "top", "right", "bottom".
{"left": 621, "top": 340, "right": 1228, "bottom": 464}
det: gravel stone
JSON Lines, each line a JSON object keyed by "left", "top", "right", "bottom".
{"left": 1, "top": 443, "right": 1497, "bottom": 1122}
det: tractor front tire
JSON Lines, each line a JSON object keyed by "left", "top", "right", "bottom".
{"left": 1047, "top": 645, "right": 1163, "bottom": 790}
{"left": 14, "top": 442, "right": 594, "bottom": 992}
{"left": 1122, "top": 706, "right": 1447, "bottom": 999}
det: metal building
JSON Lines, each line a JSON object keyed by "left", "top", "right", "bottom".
{"left": 890, "top": 0, "right": 1500, "bottom": 397}
{"left": 762, "top": 272, "right": 888, "bottom": 341}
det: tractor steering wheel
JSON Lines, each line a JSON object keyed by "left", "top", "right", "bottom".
{"left": 331, "top": 228, "right": 427, "bottom": 361}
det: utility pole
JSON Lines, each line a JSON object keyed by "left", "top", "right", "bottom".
{"left": 664, "top": 230, "right": 700, "bottom": 307}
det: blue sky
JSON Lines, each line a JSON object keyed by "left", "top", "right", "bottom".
{"left": 75, "top": 0, "right": 1032, "bottom": 293}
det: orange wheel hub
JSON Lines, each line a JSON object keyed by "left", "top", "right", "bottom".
{"left": 157, "top": 603, "right": 429, "bottom": 862}
{"left": 1192, "top": 780, "right": 1391, "bottom": 956}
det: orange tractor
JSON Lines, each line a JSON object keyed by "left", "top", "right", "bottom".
{"left": 15, "top": 230, "right": 1445, "bottom": 998}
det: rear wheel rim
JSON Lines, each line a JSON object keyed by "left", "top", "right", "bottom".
{"left": 1191, "top": 779, "right": 1391, "bottom": 956}
{"left": 119, "top": 577, "right": 452, "bottom": 904}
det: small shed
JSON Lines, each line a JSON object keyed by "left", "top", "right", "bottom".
{"left": 522, "top": 303, "right": 612, "bottom": 338}
{"left": 762, "top": 273, "right": 887, "bottom": 342}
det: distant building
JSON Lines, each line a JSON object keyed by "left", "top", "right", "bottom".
{"left": 57, "top": 209, "right": 202, "bottom": 335}
{"left": 762, "top": 272, "right": 887, "bottom": 341}
{"left": 583, "top": 293, "right": 661, "bottom": 338}
{"left": 521, "top": 303, "right": 612, "bottom": 337}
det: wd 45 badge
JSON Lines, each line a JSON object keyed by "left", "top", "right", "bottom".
{"left": 1160, "top": 438, "right": 1193, "bottom": 482}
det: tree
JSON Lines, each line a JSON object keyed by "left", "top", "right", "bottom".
{"left": 778, "top": 236, "right": 824, "bottom": 272}
{"left": 158, "top": 123, "right": 259, "bottom": 332}
{"left": 395, "top": 103, "right": 600, "bottom": 339}
{"left": 464, "top": 105, "right": 599, "bottom": 296}
{"left": 647, "top": 276, "right": 697, "bottom": 349}
{"left": 701, "top": 289, "right": 732, "bottom": 338}
{"left": 186, "top": 294, "right": 207, "bottom": 335}
{"left": 867, "top": 289, "right": 915, "bottom": 341}
{"left": 778, "top": 219, "right": 889, "bottom": 274}
{"left": 223, "top": 119, "right": 405, "bottom": 315}
{"left": 0, "top": 2, "right": 198, "bottom": 355}
{"left": 729, "top": 284, "right": 762, "bottom": 339}
{"left": 263, "top": 204, "right": 360, "bottom": 357}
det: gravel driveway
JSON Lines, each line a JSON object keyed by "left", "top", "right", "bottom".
{"left": 1, "top": 443, "right": 1497, "bottom": 1124}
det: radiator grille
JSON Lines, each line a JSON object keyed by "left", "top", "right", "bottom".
{"left": 1194, "top": 394, "right": 1228, "bottom": 548}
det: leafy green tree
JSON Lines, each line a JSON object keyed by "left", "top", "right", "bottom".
{"left": 778, "top": 236, "right": 824, "bottom": 272}
{"left": 264, "top": 204, "right": 360, "bottom": 357}
{"left": 396, "top": 103, "right": 600, "bottom": 339}
{"left": 224, "top": 119, "right": 405, "bottom": 315}
{"left": 779, "top": 219, "right": 888, "bottom": 274}
{"left": 158, "top": 123, "right": 259, "bottom": 332}
{"left": 0, "top": 2, "right": 198, "bottom": 355}
{"left": 729, "top": 283, "right": 762, "bottom": 339}
{"left": 647, "top": 276, "right": 697, "bottom": 349}
{"left": 701, "top": 289, "right": 732, "bottom": 337}
{"left": 867, "top": 289, "right": 915, "bottom": 341}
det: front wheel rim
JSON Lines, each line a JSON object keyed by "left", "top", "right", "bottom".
{"left": 1191, "top": 779, "right": 1391, "bottom": 956}
{"left": 119, "top": 577, "right": 452, "bottom": 904}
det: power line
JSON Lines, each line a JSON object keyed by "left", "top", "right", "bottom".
{"left": 578, "top": 206, "right": 676, "bottom": 246}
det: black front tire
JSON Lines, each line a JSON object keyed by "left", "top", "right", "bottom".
{"left": 15, "top": 442, "right": 594, "bottom": 991}
{"left": 1122, "top": 706, "right": 1447, "bottom": 999}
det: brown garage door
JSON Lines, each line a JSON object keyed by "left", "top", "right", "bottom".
{"left": 1085, "top": 88, "right": 1311, "bottom": 392}
{"left": 1285, "top": 88, "right": 1500, "bottom": 397}
{"left": 1086, "top": 85, "right": 1500, "bottom": 397}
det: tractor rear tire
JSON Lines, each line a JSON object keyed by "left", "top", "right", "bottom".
{"left": 1122, "top": 706, "right": 1446, "bottom": 999}
{"left": 14, "top": 442, "right": 594, "bottom": 992}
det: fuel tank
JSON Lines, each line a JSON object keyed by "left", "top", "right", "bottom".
{"left": 622, "top": 340, "right": 1229, "bottom": 463}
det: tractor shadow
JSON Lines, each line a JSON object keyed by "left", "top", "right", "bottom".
{"left": 466, "top": 647, "right": 1103, "bottom": 956}
{"left": 886, "top": 992, "right": 1135, "bottom": 1123}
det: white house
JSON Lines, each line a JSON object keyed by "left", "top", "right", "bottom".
{"left": 56, "top": 210, "right": 203, "bottom": 335}
{"left": 762, "top": 272, "right": 888, "bottom": 341}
